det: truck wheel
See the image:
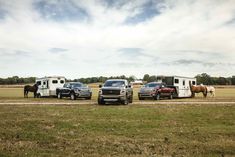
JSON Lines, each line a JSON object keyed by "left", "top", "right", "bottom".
{"left": 70, "top": 93, "right": 76, "bottom": 100}
{"left": 129, "top": 96, "right": 133, "bottom": 103}
{"left": 122, "top": 98, "right": 129, "bottom": 105}
{"left": 57, "top": 92, "right": 62, "bottom": 99}
{"left": 98, "top": 98, "right": 105, "bottom": 105}
{"left": 169, "top": 93, "right": 173, "bottom": 99}
{"left": 139, "top": 97, "right": 144, "bottom": 100}
{"left": 155, "top": 93, "right": 160, "bottom": 100}
{"left": 86, "top": 97, "right": 92, "bottom": 100}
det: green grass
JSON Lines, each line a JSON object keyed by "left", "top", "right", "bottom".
{"left": 0, "top": 103, "right": 234, "bottom": 156}
{"left": 0, "top": 87, "right": 235, "bottom": 156}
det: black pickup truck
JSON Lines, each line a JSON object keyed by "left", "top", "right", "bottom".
{"left": 56, "top": 82, "right": 92, "bottom": 100}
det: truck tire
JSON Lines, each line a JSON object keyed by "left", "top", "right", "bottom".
{"left": 57, "top": 92, "right": 62, "bottom": 99}
{"left": 139, "top": 97, "right": 144, "bottom": 100}
{"left": 169, "top": 93, "right": 173, "bottom": 99}
{"left": 155, "top": 93, "right": 160, "bottom": 100}
{"left": 129, "top": 96, "right": 133, "bottom": 103}
{"left": 122, "top": 99, "right": 129, "bottom": 105}
{"left": 98, "top": 98, "right": 105, "bottom": 105}
{"left": 70, "top": 92, "right": 76, "bottom": 100}
{"left": 86, "top": 96, "right": 92, "bottom": 100}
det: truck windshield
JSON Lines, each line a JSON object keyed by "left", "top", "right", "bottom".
{"left": 145, "top": 83, "right": 160, "bottom": 88}
{"left": 104, "top": 81, "right": 125, "bottom": 87}
{"left": 71, "top": 83, "right": 82, "bottom": 88}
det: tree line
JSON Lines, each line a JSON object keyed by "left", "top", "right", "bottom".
{"left": 0, "top": 73, "right": 235, "bottom": 85}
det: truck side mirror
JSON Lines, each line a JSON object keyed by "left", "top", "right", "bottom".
{"left": 99, "top": 84, "right": 102, "bottom": 88}
{"left": 128, "top": 85, "right": 132, "bottom": 88}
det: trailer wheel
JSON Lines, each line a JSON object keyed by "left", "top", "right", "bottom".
{"left": 37, "top": 93, "right": 41, "bottom": 98}
{"left": 70, "top": 93, "right": 76, "bottom": 100}
{"left": 57, "top": 92, "right": 62, "bottom": 99}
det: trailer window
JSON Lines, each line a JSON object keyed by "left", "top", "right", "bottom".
{"left": 36, "top": 81, "right": 41, "bottom": 85}
{"left": 60, "top": 80, "right": 64, "bottom": 84}
{"left": 183, "top": 80, "right": 185, "bottom": 86}
{"left": 174, "top": 79, "right": 179, "bottom": 84}
{"left": 192, "top": 81, "right": 196, "bottom": 85}
{"left": 52, "top": 80, "right": 58, "bottom": 84}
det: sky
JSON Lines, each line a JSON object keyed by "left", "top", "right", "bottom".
{"left": 0, "top": 0, "right": 235, "bottom": 79}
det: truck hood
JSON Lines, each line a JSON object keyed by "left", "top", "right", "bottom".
{"left": 140, "top": 87, "right": 156, "bottom": 93}
{"left": 74, "top": 87, "right": 90, "bottom": 91}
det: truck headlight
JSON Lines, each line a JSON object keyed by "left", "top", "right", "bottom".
{"left": 75, "top": 89, "right": 80, "bottom": 93}
{"left": 120, "top": 89, "right": 125, "bottom": 94}
{"left": 99, "top": 89, "right": 102, "bottom": 95}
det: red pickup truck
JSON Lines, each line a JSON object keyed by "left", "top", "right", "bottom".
{"left": 138, "top": 82, "right": 176, "bottom": 100}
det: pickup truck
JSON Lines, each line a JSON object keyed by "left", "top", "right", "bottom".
{"left": 98, "top": 79, "right": 133, "bottom": 105}
{"left": 56, "top": 82, "right": 92, "bottom": 100}
{"left": 138, "top": 82, "right": 176, "bottom": 100}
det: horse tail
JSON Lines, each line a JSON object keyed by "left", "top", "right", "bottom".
{"left": 203, "top": 86, "right": 207, "bottom": 97}
{"left": 189, "top": 81, "right": 194, "bottom": 97}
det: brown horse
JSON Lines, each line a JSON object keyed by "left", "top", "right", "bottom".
{"left": 189, "top": 82, "right": 207, "bottom": 98}
{"left": 24, "top": 84, "right": 38, "bottom": 98}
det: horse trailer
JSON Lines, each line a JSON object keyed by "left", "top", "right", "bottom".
{"left": 158, "top": 76, "right": 196, "bottom": 98}
{"left": 36, "top": 76, "right": 66, "bottom": 97}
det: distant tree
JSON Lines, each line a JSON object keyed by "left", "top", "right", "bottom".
{"left": 232, "top": 76, "right": 235, "bottom": 85}
{"left": 143, "top": 74, "right": 150, "bottom": 82}
{"left": 148, "top": 75, "right": 158, "bottom": 82}
{"left": 195, "top": 73, "right": 212, "bottom": 85}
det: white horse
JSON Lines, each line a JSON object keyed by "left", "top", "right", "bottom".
{"left": 206, "top": 86, "right": 216, "bottom": 97}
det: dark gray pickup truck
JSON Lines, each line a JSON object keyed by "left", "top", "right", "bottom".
{"left": 56, "top": 82, "right": 92, "bottom": 100}
{"left": 98, "top": 79, "right": 133, "bottom": 105}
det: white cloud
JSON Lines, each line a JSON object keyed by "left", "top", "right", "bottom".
{"left": 0, "top": 0, "right": 235, "bottom": 78}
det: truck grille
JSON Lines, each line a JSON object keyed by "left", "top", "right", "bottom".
{"left": 102, "top": 89, "right": 120, "bottom": 95}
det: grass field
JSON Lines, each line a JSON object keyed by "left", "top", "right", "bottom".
{"left": 0, "top": 87, "right": 235, "bottom": 156}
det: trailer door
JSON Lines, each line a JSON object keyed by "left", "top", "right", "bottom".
{"left": 41, "top": 80, "right": 49, "bottom": 96}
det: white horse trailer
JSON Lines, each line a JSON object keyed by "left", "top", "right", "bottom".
{"left": 36, "top": 76, "right": 65, "bottom": 97}
{"left": 160, "top": 76, "right": 196, "bottom": 98}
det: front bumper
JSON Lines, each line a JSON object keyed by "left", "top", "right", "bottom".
{"left": 138, "top": 92, "right": 156, "bottom": 98}
{"left": 99, "top": 94, "right": 126, "bottom": 102}
{"left": 75, "top": 91, "right": 92, "bottom": 98}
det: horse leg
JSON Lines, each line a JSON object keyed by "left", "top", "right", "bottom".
{"left": 203, "top": 92, "right": 207, "bottom": 98}
{"left": 191, "top": 92, "right": 195, "bottom": 98}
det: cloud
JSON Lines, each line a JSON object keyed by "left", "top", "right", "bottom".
{"left": 49, "top": 48, "right": 68, "bottom": 53}
{"left": 0, "top": 0, "right": 235, "bottom": 78}
{"left": 34, "top": 0, "right": 89, "bottom": 22}
{"left": 124, "top": 0, "right": 164, "bottom": 24}
{"left": 0, "top": 48, "right": 30, "bottom": 57}
{"left": 0, "top": 3, "right": 8, "bottom": 20}
{"left": 118, "top": 48, "right": 155, "bottom": 59}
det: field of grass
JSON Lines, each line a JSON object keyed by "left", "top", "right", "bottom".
{"left": 0, "top": 87, "right": 235, "bottom": 156}
{"left": 0, "top": 103, "right": 234, "bottom": 156}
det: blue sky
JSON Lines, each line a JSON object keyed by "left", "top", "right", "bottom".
{"left": 0, "top": 0, "right": 235, "bottom": 79}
